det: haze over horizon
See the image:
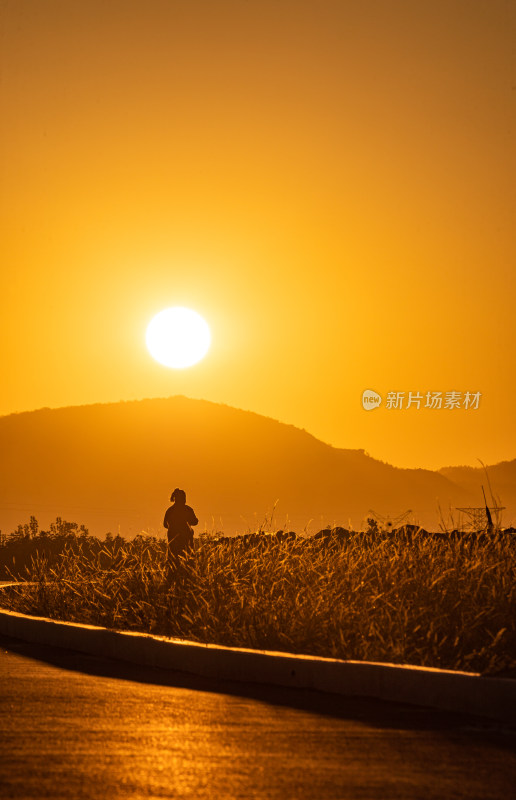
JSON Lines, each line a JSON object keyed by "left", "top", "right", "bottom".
{"left": 2, "top": 1, "right": 515, "bottom": 471}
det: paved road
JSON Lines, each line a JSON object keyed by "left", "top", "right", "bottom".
{"left": 1, "top": 634, "right": 515, "bottom": 799}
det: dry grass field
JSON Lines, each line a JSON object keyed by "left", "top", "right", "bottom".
{"left": 1, "top": 518, "right": 515, "bottom": 676}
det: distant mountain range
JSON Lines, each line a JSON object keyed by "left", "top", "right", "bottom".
{"left": 0, "top": 396, "right": 514, "bottom": 537}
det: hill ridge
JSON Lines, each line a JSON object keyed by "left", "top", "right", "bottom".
{"left": 0, "top": 396, "right": 513, "bottom": 535}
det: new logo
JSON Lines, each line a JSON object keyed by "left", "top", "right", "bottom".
{"left": 362, "top": 389, "right": 382, "bottom": 411}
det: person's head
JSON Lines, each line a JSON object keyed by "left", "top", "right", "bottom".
{"left": 171, "top": 488, "right": 186, "bottom": 505}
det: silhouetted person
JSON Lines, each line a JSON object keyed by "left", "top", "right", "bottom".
{"left": 164, "top": 488, "right": 198, "bottom": 575}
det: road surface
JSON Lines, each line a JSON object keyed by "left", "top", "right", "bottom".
{"left": 1, "top": 633, "right": 515, "bottom": 799}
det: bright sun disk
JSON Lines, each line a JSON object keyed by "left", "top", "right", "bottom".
{"left": 146, "top": 307, "right": 211, "bottom": 368}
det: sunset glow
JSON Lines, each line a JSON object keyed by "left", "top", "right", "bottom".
{"left": 1, "top": 1, "right": 514, "bottom": 469}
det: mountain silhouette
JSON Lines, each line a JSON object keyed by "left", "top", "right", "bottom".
{"left": 0, "top": 396, "right": 513, "bottom": 537}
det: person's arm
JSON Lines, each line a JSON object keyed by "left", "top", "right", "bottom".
{"left": 188, "top": 507, "right": 198, "bottom": 526}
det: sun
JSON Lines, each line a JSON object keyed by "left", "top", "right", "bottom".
{"left": 146, "top": 307, "right": 211, "bottom": 368}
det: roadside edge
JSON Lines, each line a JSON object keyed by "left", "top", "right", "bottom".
{"left": 0, "top": 604, "right": 514, "bottom": 723}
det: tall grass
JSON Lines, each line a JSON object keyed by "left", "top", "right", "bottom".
{"left": 2, "top": 528, "right": 515, "bottom": 675}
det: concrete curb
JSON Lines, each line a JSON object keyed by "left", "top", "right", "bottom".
{"left": 0, "top": 592, "right": 514, "bottom": 724}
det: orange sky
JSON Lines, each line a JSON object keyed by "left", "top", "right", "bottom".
{"left": 1, "top": 0, "right": 515, "bottom": 470}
